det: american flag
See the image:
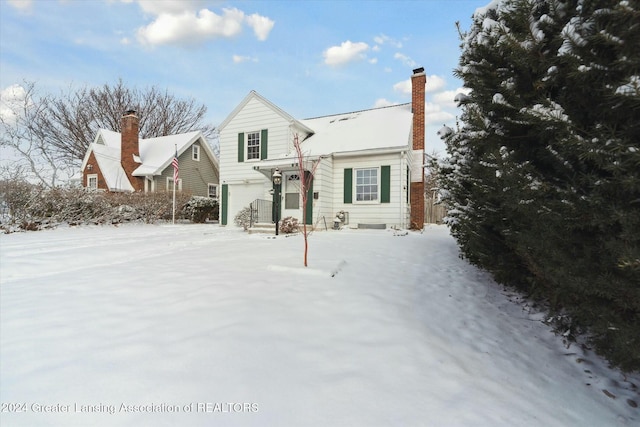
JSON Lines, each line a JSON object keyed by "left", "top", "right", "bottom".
{"left": 172, "top": 149, "right": 179, "bottom": 184}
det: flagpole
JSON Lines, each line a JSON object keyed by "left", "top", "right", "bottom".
{"left": 172, "top": 177, "right": 176, "bottom": 225}
{"left": 172, "top": 144, "right": 177, "bottom": 225}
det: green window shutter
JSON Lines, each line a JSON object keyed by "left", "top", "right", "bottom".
{"left": 381, "top": 165, "right": 391, "bottom": 203}
{"left": 237, "top": 133, "right": 244, "bottom": 163}
{"left": 260, "top": 129, "right": 268, "bottom": 160}
{"left": 343, "top": 168, "right": 352, "bottom": 204}
{"left": 221, "top": 184, "right": 228, "bottom": 225}
{"left": 305, "top": 171, "right": 313, "bottom": 225}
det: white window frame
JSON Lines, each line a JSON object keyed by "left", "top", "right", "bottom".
{"left": 246, "top": 131, "right": 261, "bottom": 161}
{"left": 192, "top": 145, "right": 200, "bottom": 161}
{"left": 87, "top": 174, "right": 98, "bottom": 191}
{"left": 354, "top": 167, "right": 379, "bottom": 203}
{"left": 208, "top": 183, "right": 218, "bottom": 199}
{"left": 166, "top": 177, "right": 182, "bottom": 192}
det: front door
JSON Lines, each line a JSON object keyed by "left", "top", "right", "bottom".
{"left": 282, "top": 172, "right": 301, "bottom": 220}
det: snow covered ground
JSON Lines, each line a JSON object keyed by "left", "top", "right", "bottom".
{"left": 1, "top": 224, "right": 638, "bottom": 426}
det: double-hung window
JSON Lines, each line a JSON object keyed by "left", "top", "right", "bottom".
{"left": 208, "top": 184, "right": 218, "bottom": 199}
{"left": 238, "top": 130, "right": 267, "bottom": 162}
{"left": 192, "top": 145, "right": 200, "bottom": 161}
{"left": 87, "top": 174, "right": 98, "bottom": 191}
{"left": 355, "top": 168, "right": 378, "bottom": 201}
{"left": 167, "top": 177, "right": 182, "bottom": 191}
{"left": 246, "top": 132, "right": 260, "bottom": 160}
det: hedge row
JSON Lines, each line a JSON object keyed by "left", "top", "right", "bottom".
{"left": 0, "top": 180, "right": 219, "bottom": 233}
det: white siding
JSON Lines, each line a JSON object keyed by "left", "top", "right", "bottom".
{"left": 332, "top": 152, "right": 410, "bottom": 229}
{"left": 219, "top": 97, "right": 295, "bottom": 220}
{"left": 310, "top": 156, "right": 334, "bottom": 230}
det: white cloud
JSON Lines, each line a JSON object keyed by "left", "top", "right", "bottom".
{"left": 233, "top": 54, "right": 258, "bottom": 63}
{"left": 394, "top": 53, "right": 417, "bottom": 68}
{"left": 7, "top": 0, "right": 32, "bottom": 11}
{"left": 245, "top": 13, "right": 275, "bottom": 41}
{"left": 425, "top": 102, "right": 455, "bottom": 125}
{"left": 394, "top": 75, "right": 449, "bottom": 96}
{"left": 134, "top": 0, "right": 205, "bottom": 15}
{"left": 393, "top": 79, "right": 412, "bottom": 96}
{"left": 134, "top": 4, "right": 274, "bottom": 46}
{"left": 0, "top": 84, "right": 28, "bottom": 124}
{"left": 368, "top": 58, "right": 378, "bottom": 64}
{"left": 373, "top": 98, "right": 399, "bottom": 108}
{"left": 137, "top": 8, "right": 245, "bottom": 45}
{"left": 425, "top": 75, "right": 447, "bottom": 93}
{"left": 323, "top": 41, "right": 369, "bottom": 66}
{"left": 432, "top": 87, "right": 470, "bottom": 108}
{"left": 373, "top": 34, "right": 402, "bottom": 48}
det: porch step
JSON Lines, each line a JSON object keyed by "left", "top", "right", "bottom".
{"left": 248, "top": 222, "right": 278, "bottom": 235}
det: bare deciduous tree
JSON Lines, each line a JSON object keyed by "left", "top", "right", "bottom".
{"left": 293, "top": 133, "right": 321, "bottom": 267}
{"left": 0, "top": 82, "right": 69, "bottom": 187}
{"left": 44, "top": 79, "right": 216, "bottom": 161}
{"left": 1, "top": 79, "right": 217, "bottom": 186}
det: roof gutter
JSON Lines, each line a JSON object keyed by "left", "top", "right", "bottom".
{"left": 331, "top": 145, "right": 408, "bottom": 158}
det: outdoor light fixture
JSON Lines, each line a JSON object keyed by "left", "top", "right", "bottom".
{"left": 272, "top": 168, "right": 282, "bottom": 186}
{"left": 272, "top": 168, "right": 282, "bottom": 236}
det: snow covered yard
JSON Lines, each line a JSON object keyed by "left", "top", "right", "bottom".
{"left": 0, "top": 224, "right": 637, "bottom": 426}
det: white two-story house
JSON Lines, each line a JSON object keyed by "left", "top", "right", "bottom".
{"left": 217, "top": 68, "right": 427, "bottom": 230}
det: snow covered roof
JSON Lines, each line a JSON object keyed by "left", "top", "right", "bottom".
{"left": 299, "top": 103, "right": 413, "bottom": 156}
{"left": 81, "top": 129, "right": 215, "bottom": 192}
{"left": 92, "top": 142, "right": 134, "bottom": 192}
{"left": 133, "top": 131, "right": 202, "bottom": 177}
{"left": 250, "top": 103, "right": 413, "bottom": 176}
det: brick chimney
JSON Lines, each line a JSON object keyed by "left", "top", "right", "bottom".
{"left": 121, "top": 110, "right": 143, "bottom": 191}
{"left": 410, "top": 67, "right": 426, "bottom": 229}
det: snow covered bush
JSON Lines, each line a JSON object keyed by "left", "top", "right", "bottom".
{"left": 182, "top": 196, "right": 219, "bottom": 223}
{"left": 279, "top": 216, "right": 299, "bottom": 234}
{"left": 0, "top": 179, "right": 40, "bottom": 229}
{"left": 127, "top": 191, "right": 192, "bottom": 224}
{"left": 234, "top": 206, "right": 252, "bottom": 230}
{"left": 437, "top": 0, "right": 640, "bottom": 371}
{"left": 0, "top": 181, "right": 197, "bottom": 232}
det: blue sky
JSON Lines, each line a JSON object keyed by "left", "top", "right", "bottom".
{"left": 0, "top": 0, "right": 487, "bottom": 156}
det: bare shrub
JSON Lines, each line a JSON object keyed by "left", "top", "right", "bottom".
{"left": 279, "top": 216, "right": 299, "bottom": 234}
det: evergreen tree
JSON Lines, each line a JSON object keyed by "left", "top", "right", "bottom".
{"left": 438, "top": 0, "right": 639, "bottom": 371}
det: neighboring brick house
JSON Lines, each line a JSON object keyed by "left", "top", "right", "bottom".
{"left": 80, "top": 111, "right": 219, "bottom": 198}
{"left": 217, "top": 67, "right": 426, "bottom": 230}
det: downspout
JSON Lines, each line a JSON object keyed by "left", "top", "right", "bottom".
{"left": 400, "top": 151, "right": 405, "bottom": 229}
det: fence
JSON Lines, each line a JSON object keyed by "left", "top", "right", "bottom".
{"left": 249, "top": 199, "right": 273, "bottom": 227}
{"left": 424, "top": 195, "right": 446, "bottom": 224}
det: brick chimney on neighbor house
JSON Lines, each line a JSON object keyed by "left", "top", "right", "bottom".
{"left": 410, "top": 67, "right": 426, "bottom": 229}
{"left": 121, "top": 110, "right": 143, "bottom": 191}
